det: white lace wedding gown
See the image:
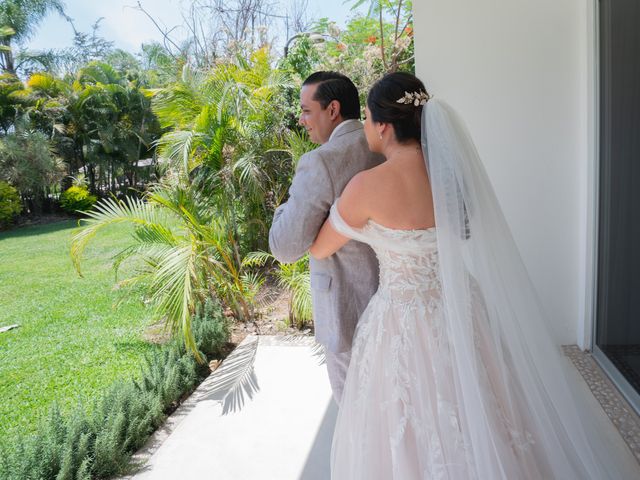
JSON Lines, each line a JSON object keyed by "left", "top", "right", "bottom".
{"left": 329, "top": 202, "right": 571, "bottom": 480}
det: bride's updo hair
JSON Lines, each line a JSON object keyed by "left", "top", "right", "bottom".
{"left": 367, "top": 72, "right": 429, "bottom": 143}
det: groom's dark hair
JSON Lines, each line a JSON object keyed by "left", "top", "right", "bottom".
{"left": 302, "top": 71, "right": 361, "bottom": 120}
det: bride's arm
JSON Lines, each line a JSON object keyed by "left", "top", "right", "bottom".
{"left": 310, "top": 172, "right": 370, "bottom": 259}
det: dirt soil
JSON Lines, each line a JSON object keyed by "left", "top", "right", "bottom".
{"left": 229, "top": 280, "right": 314, "bottom": 346}
{"left": 143, "top": 280, "right": 314, "bottom": 348}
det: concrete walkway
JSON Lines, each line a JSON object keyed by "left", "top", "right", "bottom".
{"left": 121, "top": 335, "right": 640, "bottom": 480}
{"left": 122, "top": 335, "right": 336, "bottom": 480}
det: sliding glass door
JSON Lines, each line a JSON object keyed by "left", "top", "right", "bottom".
{"left": 595, "top": 0, "right": 640, "bottom": 412}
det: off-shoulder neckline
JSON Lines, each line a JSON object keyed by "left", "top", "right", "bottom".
{"left": 366, "top": 218, "right": 437, "bottom": 234}
{"left": 331, "top": 199, "right": 436, "bottom": 235}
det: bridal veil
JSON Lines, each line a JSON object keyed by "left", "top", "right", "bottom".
{"left": 423, "top": 99, "right": 625, "bottom": 479}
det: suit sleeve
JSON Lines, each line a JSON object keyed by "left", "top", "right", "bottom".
{"left": 269, "top": 150, "right": 334, "bottom": 263}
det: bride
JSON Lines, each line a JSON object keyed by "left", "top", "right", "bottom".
{"left": 309, "top": 72, "right": 627, "bottom": 479}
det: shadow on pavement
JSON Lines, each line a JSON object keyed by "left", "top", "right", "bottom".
{"left": 299, "top": 398, "right": 338, "bottom": 480}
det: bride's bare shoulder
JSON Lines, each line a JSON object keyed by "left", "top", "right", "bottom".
{"left": 342, "top": 164, "right": 386, "bottom": 199}
{"left": 341, "top": 164, "right": 392, "bottom": 214}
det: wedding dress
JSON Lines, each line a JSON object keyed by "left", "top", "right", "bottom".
{"left": 329, "top": 99, "right": 626, "bottom": 479}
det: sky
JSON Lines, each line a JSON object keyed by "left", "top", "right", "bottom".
{"left": 24, "top": 0, "right": 366, "bottom": 55}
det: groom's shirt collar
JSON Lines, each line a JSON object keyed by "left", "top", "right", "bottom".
{"left": 328, "top": 119, "right": 362, "bottom": 142}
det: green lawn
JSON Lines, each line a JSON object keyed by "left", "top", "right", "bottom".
{"left": 0, "top": 219, "right": 158, "bottom": 443}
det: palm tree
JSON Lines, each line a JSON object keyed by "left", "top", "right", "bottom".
{"left": 0, "top": 71, "right": 23, "bottom": 133}
{"left": 14, "top": 63, "right": 160, "bottom": 195}
{"left": 71, "top": 46, "right": 297, "bottom": 358}
{"left": 71, "top": 183, "right": 262, "bottom": 362}
{"left": 0, "top": 0, "right": 66, "bottom": 74}
{"left": 0, "top": 124, "right": 65, "bottom": 213}
{"left": 150, "top": 47, "right": 293, "bottom": 251}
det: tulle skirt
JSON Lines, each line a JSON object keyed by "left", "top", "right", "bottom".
{"left": 330, "top": 287, "right": 556, "bottom": 480}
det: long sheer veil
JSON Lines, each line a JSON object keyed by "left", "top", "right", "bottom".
{"left": 423, "top": 99, "right": 622, "bottom": 479}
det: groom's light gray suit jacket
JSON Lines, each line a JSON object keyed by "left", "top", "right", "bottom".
{"left": 269, "top": 120, "right": 383, "bottom": 353}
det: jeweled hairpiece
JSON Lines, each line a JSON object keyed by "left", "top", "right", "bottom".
{"left": 396, "top": 90, "right": 430, "bottom": 106}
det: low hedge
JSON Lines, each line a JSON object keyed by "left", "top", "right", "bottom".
{"left": 0, "top": 298, "right": 230, "bottom": 480}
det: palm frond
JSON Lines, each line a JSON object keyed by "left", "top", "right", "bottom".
{"left": 282, "top": 129, "right": 315, "bottom": 169}
{"left": 151, "top": 244, "right": 203, "bottom": 362}
{"left": 288, "top": 270, "right": 312, "bottom": 325}
{"left": 275, "top": 255, "right": 312, "bottom": 327}
{"left": 0, "top": 26, "right": 16, "bottom": 38}
{"left": 240, "top": 270, "right": 265, "bottom": 303}
{"left": 111, "top": 242, "right": 177, "bottom": 280}
{"left": 154, "top": 129, "right": 204, "bottom": 174}
{"left": 71, "top": 196, "right": 170, "bottom": 276}
{"left": 233, "top": 153, "right": 267, "bottom": 202}
{"left": 242, "top": 250, "right": 274, "bottom": 268}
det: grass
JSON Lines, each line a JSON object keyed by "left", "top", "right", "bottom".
{"left": 0, "top": 219, "right": 158, "bottom": 444}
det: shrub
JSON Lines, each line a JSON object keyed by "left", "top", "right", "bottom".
{"left": 0, "top": 180, "right": 22, "bottom": 226}
{"left": 0, "top": 298, "right": 230, "bottom": 480}
{"left": 194, "top": 297, "right": 231, "bottom": 358}
{"left": 60, "top": 186, "right": 97, "bottom": 213}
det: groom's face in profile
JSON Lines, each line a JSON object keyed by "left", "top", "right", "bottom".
{"left": 299, "top": 83, "right": 339, "bottom": 145}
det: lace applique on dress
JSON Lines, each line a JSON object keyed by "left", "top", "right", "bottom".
{"left": 329, "top": 201, "right": 544, "bottom": 480}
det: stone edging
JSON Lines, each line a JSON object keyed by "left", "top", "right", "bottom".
{"left": 563, "top": 344, "right": 640, "bottom": 465}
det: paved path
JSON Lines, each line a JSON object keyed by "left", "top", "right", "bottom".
{"left": 121, "top": 335, "right": 640, "bottom": 480}
{"left": 123, "top": 335, "right": 335, "bottom": 480}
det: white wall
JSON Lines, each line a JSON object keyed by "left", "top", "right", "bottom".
{"left": 413, "top": 0, "right": 595, "bottom": 346}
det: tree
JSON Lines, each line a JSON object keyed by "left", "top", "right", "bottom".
{"left": 349, "top": 0, "right": 414, "bottom": 73}
{"left": 15, "top": 62, "right": 160, "bottom": 196}
{"left": 280, "top": 3, "right": 414, "bottom": 109}
{"left": 71, "top": 183, "right": 262, "bottom": 362}
{"left": 150, "top": 46, "right": 292, "bottom": 251}
{"left": 0, "top": 72, "right": 23, "bottom": 133}
{"left": 0, "top": 0, "right": 66, "bottom": 75}
{"left": 135, "top": 0, "right": 293, "bottom": 69}
{"left": 0, "top": 125, "right": 65, "bottom": 213}
{"left": 0, "top": 180, "right": 22, "bottom": 226}
{"left": 70, "top": 46, "right": 298, "bottom": 356}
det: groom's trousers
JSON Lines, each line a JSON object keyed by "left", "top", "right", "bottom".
{"left": 325, "top": 348, "right": 352, "bottom": 406}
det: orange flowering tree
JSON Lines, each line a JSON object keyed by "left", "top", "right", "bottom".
{"left": 351, "top": 0, "right": 414, "bottom": 73}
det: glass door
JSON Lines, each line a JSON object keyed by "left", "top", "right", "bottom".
{"left": 594, "top": 0, "right": 640, "bottom": 413}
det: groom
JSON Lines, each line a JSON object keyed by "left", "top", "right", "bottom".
{"left": 269, "top": 72, "right": 382, "bottom": 405}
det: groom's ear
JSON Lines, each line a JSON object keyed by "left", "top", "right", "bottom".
{"left": 328, "top": 99, "right": 341, "bottom": 120}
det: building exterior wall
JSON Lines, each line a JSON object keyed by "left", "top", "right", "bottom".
{"left": 413, "top": 1, "right": 596, "bottom": 346}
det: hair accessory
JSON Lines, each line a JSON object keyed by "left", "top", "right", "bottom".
{"left": 396, "top": 90, "right": 430, "bottom": 106}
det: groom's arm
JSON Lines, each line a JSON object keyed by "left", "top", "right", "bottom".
{"left": 269, "top": 150, "right": 334, "bottom": 263}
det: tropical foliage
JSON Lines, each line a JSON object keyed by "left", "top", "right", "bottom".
{"left": 0, "top": 0, "right": 66, "bottom": 75}
{"left": 149, "top": 47, "right": 293, "bottom": 251}
{"left": 70, "top": 183, "right": 262, "bottom": 362}
{"left": 0, "top": 299, "right": 229, "bottom": 480}
{"left": 281, "top": 0, "right": 414, "bottom": 100}
{"left": 0, "top": 124, "right": 64, "bottom": 213}
{"left": 59, "top": 185, "right": 96, "bottom": 213}
{"left": 1, "top": 2, "right": 413, "bottom": 474}
{"left": 1, "top": 0, "right": 413, "bottom": 357}
{"left": 0, "top": 179, "right": 22, "bottom": 225}
{"left": 244, "top": 251, "right": 313, "bottom": 328}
